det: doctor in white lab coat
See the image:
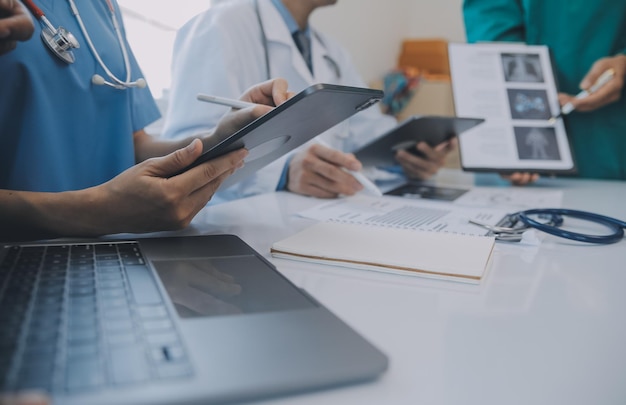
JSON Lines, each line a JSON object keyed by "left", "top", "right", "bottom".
{"left": 162, "top": 0, "right": 452, "bottom": 202}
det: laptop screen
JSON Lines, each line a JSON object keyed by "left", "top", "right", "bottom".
{"left": 153, "top": 256, "right": 316, "bottom": 319}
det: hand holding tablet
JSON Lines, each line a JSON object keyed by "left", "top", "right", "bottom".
{"left": 181, "top": 84, "right": 384, "bottom": 190}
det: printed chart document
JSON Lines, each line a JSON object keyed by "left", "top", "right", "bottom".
{"left": 454, "top": 187, "right": 563, "bottom": 210}
{"left": 296, "top": 195, "right": 510, "bottom": 236}
{"left": 448, "top": 42, "right": 575, "bottom": 174}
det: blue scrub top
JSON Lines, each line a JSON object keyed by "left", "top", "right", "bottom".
{"left": 463, "top": 0, "right": 626, "bottom": 180}
{"left": 0, "top": 0, "right": 160, "bottom": 192}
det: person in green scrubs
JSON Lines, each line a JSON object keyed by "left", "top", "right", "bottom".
{"left": 463, "top": 0, "right": 626, "bottom": 182}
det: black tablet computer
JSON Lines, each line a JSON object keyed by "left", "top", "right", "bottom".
{"left": 182, "top": 83, "right": 383, "bottom": 189}
{"left": 353, "top": 115, "right": 484, "bottom": 169}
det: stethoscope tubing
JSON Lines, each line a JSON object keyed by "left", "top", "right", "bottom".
{"left": 516, "top": 208, "right": 626, "bottom": 244}
{"left": 21, "top": 0, "right": 144, "bottom": 89}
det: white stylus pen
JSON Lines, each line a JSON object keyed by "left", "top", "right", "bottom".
{"left": 197, "top": 93, "right": 256, "bottom": 109}
{"left": 549, "top": 68, "right": 615, "bottom": 123}
{"left": 342, "top": 168, "right": 383, "bottom": 197}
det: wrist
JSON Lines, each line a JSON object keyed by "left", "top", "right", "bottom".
{"left": 36, "top": 187, "right": 110, "bottom": 238}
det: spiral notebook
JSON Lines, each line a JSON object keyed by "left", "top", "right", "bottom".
{"left": 271, "top": 222, "right": 496, "bottom": 284}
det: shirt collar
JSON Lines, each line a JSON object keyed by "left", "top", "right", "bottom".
{"left": 270, "top": 0, "right": 311, "bottom": 37}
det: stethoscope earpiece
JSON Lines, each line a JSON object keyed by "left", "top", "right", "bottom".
{"left": 92, "top": 74, "right": 147, "bottom": 89}
{"left": 91, "top": 74, "right": 106, "bottom": 86}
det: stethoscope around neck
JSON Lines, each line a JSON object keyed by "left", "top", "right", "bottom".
{"left": 21, "top": 0, "right": 146, "bottom": 90}
{"left": 254, "top": 0, "right": 341, "bottom": 81}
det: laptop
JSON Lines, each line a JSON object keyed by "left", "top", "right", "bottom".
{"left": 0, "top": 234, "right": 388, "bottom": 404}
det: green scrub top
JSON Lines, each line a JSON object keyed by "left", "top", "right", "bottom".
{"left": 463, "top": 0, "right": 626, "bottom": 179}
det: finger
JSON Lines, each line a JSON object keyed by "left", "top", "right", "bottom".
{"left": 503, "top": 172, "right": 539, "bottom": 186}
{"left": 6, "top": 15, "right": 34, "bottom": 41}
{"left": 293, "top": 159, "right": 360, "bottom": 197}
{"left": 306, "top": 151, "right": 363, "bottom": 190}
{"left": 395, "top": 149, "right": 439, "bottom": 178}
{"left": 158, "top": 139, "right": 247, "bottom": 191}
{"left": 313, "top": 163, "right": 362, "bottom": 194}
{"left": 420, "top": 141, "right": 452, "bottom": 160}
{"left": 395, "top": 149, "right": 430, "bottom": 169}
{"left": 579, "top": 59, "right": 610, "bottom": 90}
{"left": 413, "top": 142, "right": 438, "bottom": 160}
{"left": 309, "top": 143, "right": 362, "bottom": 171}
{"left": 446, "top": 137, "right": 458, "bottom": 150}
{"left": 242, "top": 78, "right": 290, "bottom": 106}
{"left": 270, "top": 77, "right": 290, "bottom": 105}
{"left": 184, "top": 149, "right": 248, "bottom": 196}
{"left": 216, "top": 106, "right": 272, "bottom": 135}
{"left": 186, "top": 166, "right": 239, "bottom": 212}
{"left": 572, "top": 83, "right": 621, "bottom": 112}
{"left": 149, "top": 139, "right": 204, "bottom": 177}
{"left": 0, "top": 5, "right": 34, "bottom": 42}
{"left": 298, "top": 177, "right": 341, "bottom": 198}
{"left": 558, "top": 92, "right": 574, "bottom": 106}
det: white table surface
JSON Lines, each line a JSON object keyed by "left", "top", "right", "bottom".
{"left": 172, "top": 170, "right": 626, "bottom": 405}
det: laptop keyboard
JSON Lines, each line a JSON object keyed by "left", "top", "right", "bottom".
{"left": 0, "top": 242, "right": 193, "bottom": 394}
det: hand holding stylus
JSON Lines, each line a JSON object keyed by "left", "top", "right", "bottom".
{"left": 554, "top": 55, "right": 626, "bottom": 117}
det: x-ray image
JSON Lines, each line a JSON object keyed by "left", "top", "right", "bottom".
{"left": 501, "top": 53, "right": 544, "bottom": 83}
{"left": 514, "top": 127, "right": 561, "bottom": 160}
{"left": 449, "top": 43, "right": 575, "bottom": 172}
{"left": 507, "top": 89, "right": 551, "bottom": 120}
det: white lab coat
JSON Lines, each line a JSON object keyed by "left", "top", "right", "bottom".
{"left": 162, "top": 0, "right": 397, "bottom": 203}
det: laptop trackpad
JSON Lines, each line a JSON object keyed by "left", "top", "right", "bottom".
{"left": 152, "top": 256, "right": 315, "bottom": 319}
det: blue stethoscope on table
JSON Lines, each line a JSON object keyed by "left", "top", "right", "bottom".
{"left": 470, "top": 208, "right": 626, "bottom": 244}
{"left": 21, "top": 0, "right": 146, "bottom": 89}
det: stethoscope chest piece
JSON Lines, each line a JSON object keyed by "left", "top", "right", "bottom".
{"left": 41, "top": 25, "right": 80, "bottom": 64}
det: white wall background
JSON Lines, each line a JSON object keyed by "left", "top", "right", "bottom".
{"left": 120, "top": 0, "right": 466, "bottom": 102}
{"left": 311, "top": 0, "right": 466, "bottom": 84}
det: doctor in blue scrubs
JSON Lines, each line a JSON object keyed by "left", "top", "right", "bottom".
{"left": 0, "top": 7, "right": 46, "bottom": 405}
{"left": 0, "top": 0, "right": 290, "bottom": 242}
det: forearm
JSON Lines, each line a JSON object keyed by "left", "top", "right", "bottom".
{"left": 133, "top": 129, "right": 201, "bottom": 163}
{"left": 0, "top": 188, "right": 109, "bottom": 242}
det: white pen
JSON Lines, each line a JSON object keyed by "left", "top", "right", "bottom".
{"left": 197, "top": 93, "right": 257, "bottom": 109}
{"left": 549, "top": 68, "right": 615, "bottom": 123}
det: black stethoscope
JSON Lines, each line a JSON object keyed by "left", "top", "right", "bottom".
{"left": 21, "top": 0, "right": 146, "bottom": 89}
{"left": 471, "top": 208, "right": 626, "bottom": 244}
{"left": 254, "top": 0, "right": 342, "bottom": 80}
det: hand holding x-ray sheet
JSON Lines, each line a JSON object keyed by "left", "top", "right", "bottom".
{"left": 448, "top": 43, "right": 576, "bottom": 174}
